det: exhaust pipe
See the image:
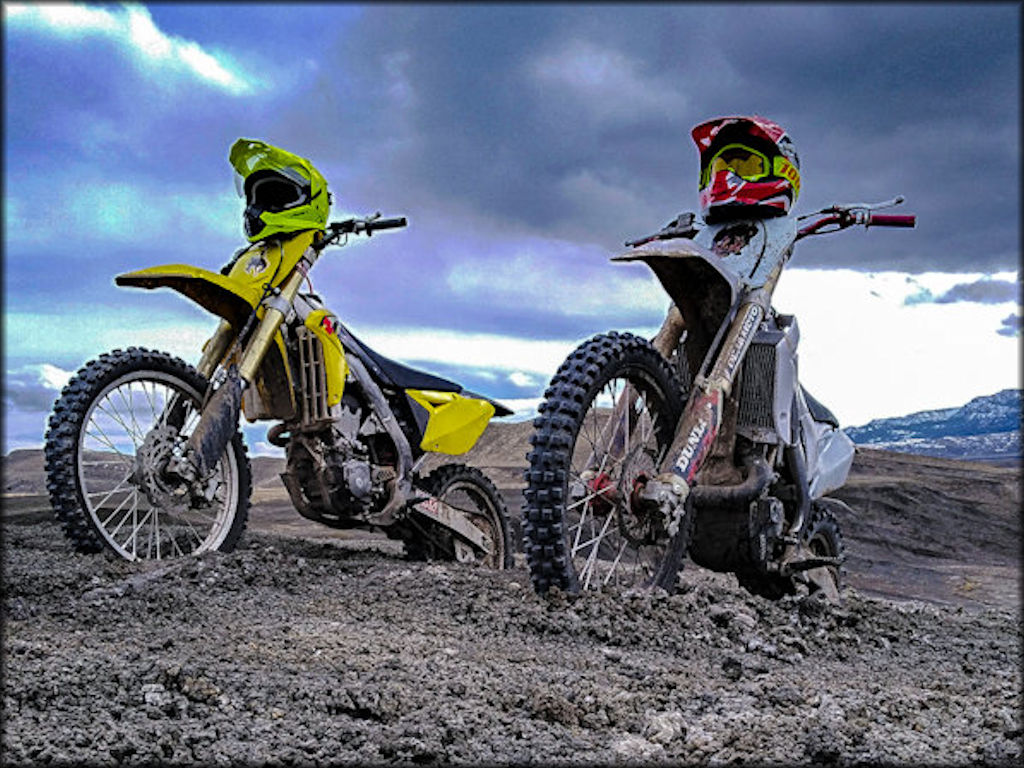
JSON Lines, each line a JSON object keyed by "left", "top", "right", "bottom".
{"left": 782, "top": 444, "right": 810, "bottom": 537}
{"left": 691, "top": 457, "right": 773, "bottom": 507}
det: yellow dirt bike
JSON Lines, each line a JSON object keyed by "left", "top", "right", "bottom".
{"left": 44, "top": 140, "right": 513, "bottom": 567}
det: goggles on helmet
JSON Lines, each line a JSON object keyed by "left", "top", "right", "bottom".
{"left": 699, "top": 142, "right": 801, "bottom": 198}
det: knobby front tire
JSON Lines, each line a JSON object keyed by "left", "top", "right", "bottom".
{"left": 44, "top": 347, "right": 251, "bottom": 561}
{"left": 522, "top": 332, "right": 687, "bottom": 595}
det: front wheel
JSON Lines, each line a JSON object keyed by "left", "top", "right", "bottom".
{"left": 523, "top": 332, "right": 687, "bottom": 595}
{"left": 44, "top": 347, "right": 251, "bottom": 560}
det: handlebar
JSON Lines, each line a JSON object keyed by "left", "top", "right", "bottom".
{"left": 321, "top": 213, "right": 408, "bottom": 248}
{"left": 796, "top": 196, "right": 915, "bottom": 240}
{"left": 867, "top": 214, "right": 916, "bottom": 228}
{"left": 365, "top": 216, "right": 408, "bottom": 232}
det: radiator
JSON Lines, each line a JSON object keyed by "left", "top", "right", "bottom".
{"left": 737, "top": 341, "right": 776, "bottom": 431}
{"left": 296, "top": 326, "right": 330, "bottom": 425}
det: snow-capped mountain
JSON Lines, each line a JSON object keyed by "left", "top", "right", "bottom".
{"left": 845, "top": 389, "right": 1021, "bottom": 464}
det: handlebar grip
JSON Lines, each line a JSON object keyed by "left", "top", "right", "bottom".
{"left": 868, "top": 214, "right": 916, "bottom": 228}
{"left": 368, "top": 217, "right": 407, "bottom": 232}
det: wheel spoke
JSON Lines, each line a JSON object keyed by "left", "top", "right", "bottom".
{"left": 603, "top": 540, "right": 629, "bottom": 586}
{"left": 115, "top": 383, "right": 147, "bottom": 444}
{"left": 96, "top": 396, "right": 144, "bottom": 447}
{"left": 569, "top": 376, "right": 679, "bottom": 589}
{"left": 86, "top": 473, "right": 136, "bottom": 511}
{"left": 579, "top": 510, "right": 617, "bottom": 591}
{"left": 104, "top": 491, "right": 139, "bottom": 536}
{"left": 83, "top": 422, "right": 136, "bottom": 466}
{"left": 122, "top": 507, "right": 153, "bottom": 557}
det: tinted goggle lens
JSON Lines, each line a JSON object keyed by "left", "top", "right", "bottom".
{"left": 249, "top": 176, "right": 308, "bottom": 211}
{"left": 700, "top": 144, "right": 770, "bottom": 188}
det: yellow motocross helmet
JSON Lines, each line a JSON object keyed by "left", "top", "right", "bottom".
{"left": 229, "top": 138, "right": 330, "bottom": 243}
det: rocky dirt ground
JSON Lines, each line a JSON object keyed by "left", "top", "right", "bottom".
{"left": 1, "top": 440, "right": 1022, "bottom": 766}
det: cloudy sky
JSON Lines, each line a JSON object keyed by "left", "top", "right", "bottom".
{"left": 4, "top": 2, "right": 1020, "bottom": 455}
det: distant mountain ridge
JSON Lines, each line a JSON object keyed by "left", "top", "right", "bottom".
{"left": 846, "top": 389, "right": 1021, "bottom": 464}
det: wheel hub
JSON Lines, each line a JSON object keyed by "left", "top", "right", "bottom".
{"left": 585, "top": 471, "right": 616, "bottom": 516}
{"left": 135, "top": 426, "right": 190, "bottom": 510}
{"left": 621, "top": 473, "right": 661, "bottom": 544}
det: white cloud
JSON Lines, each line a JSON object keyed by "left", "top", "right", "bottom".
{"left": 4, "top": 309, "right": 214, "bottom": 368}
{"left": 446, "top": 241, "right": 667, "bottom": 318}
{"left": 36, "top": 363, "right": 74, "bottom": 391}
{"left": 491, "top": 397, "right": 544, "bottom": 423}
{"left": 4, "top": 3, "right": 256, "bottom": 94}
{"left": 50, "top": 182, "right": 240, "bottom": 243}
{"left": 773, "top": 268, "right": 1021, "bottom": 426}
{"left": 363, "top": 327, "right": 578, "bottom": 381}
{"left": 508, "top": 371, "right": 536, "bottom": 388}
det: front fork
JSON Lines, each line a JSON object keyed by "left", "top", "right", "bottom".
{"left": 643, "top": 268, "right": 783, "bottom": 534}
{"left": 175, "top": 252, "right": 317, "bottom": 480}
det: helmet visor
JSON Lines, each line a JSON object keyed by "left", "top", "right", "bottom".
{"left": 700, "top": 144, "right": 769, "bottom": 189}
{"left": 248, "top": 174, "right": 309, "bottom": 212}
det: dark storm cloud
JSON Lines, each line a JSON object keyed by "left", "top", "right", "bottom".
{"left": 4, "top": 369, "right": 62, "bottom": 413}
{"left": 904, "top": 277, "right": 1020, "bottom": 306}
{"left": 287, "top": 4, "right": 1018, "bottom": 272}
{"left": 934, "top": 279, "right": 1020, "bottom": 305}
{"left": 6, "top": 29, "right": 260, "bottom": 186}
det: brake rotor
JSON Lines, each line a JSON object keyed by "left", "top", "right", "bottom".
{"left": 135, "top": 426, "right": 191, "bottom": 511}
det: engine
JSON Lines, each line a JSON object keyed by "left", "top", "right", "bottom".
{"left": 279, "top": 392, "right": 396, "bottom": 527}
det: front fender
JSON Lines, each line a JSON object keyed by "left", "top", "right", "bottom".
{"left": 115, "top": 264, "right": 263, "bottom": 331}
{"left": 116, "top": 263, "right": 296, "bottom": 421}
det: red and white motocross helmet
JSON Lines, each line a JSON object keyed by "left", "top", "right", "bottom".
{"left": 692, "top": 115, "right": 801, "bottom": 223}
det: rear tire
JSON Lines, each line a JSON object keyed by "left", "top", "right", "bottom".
{"left": 801, "top": 500, "right": 846, "bottom": 598}
{"left": 407, "top": 464, "right": 513, "bottom": 569}
{"left": 44, "top": 347, "right": 251, "bottom": 560}
{"left": 523, "top": 332, "right": 687, "bottom": 595}
{"left": 735, "top": 500, "right": 846, "bottom": 600}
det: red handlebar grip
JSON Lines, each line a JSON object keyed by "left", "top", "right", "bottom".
{"left": 868, "top": 214, "right": 916, "bottom": 227}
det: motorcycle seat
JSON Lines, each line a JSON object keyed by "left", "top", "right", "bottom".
{"left": 802, "top": 386, "right": 840, "bottom": 428}
{"left": 343, "top": 328, "right": 463, "bottom": 393}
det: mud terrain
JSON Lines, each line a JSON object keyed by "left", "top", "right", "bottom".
{"left": 1, "top": 436, "right": 1021, "bottom": 765}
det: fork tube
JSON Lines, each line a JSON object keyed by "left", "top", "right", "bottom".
{"left": 196, "top": 320, "right": 235, "bottom": 380}
{"left": 237, "top": 265, "right": 309, "bottom": 383}
{"left": 661, "top": 260, "right": 784, "bottom": 485}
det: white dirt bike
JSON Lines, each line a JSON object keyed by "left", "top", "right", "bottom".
{"left": 522, "top": 197, "right": 915, "bottom": 599}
